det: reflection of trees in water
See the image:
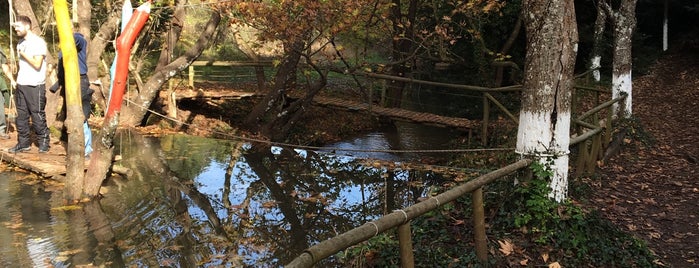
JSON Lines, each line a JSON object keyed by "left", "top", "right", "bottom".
{"left": 95, "top": 132, "right": 458, "bottom": 266}
{"left": 0, "top": 174, "right": 126, "bottom": 267}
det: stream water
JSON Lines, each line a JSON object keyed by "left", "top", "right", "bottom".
{"left": 0, "top": 123, "right": 467, "bottom": 267}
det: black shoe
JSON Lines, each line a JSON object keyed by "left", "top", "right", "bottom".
{"left": 39, "top": 144, "right": 50, "bottom": 153}
{"left": 9, "top": 144, "right": 31, "bottom": 153}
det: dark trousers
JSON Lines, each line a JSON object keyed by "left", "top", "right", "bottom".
{"left": 58, "top": 75, "right": 93, "bottom": 141}
{"left": 15, "top": 84, "right": 49, "bottom": 147}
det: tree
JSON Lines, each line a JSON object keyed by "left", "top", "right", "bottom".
{"left": 218, "top": 0, "right": 389, "bottom": 141}
{"left": 516, "top": 0, "right": 578, "bottom": 202}
{"left": 53, "top": 0, "right": 87, "bottom": 201}
{"left": 81, "top": 2, "right": 223, "bottom": 198}
{"left": 603, "top": 0, "right": 638, "bottom": 118}
{"left": 590, "top": 0, "right": 608, "bottom": 82}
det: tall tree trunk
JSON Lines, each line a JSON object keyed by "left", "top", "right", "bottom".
{"left": 590, "top": 0, "right": 607, "bottom": 82}
{"left": 155, "top": 0, "right": 188, "bottom": 120}
{"left": 243, "top": 36, "right": 327, "bottom": 142}
{"left": 76, "top": 0, "right": 91, "bottom": 40}
{"left": 517, "top": 0, "right": 578, "bottom": 202}
{"left": 385, "top": 0, "right": 417, "bottom": 108}
{"left": 54, "top": 0, "right": 87, "bottom": 202}
{"left": 663, "top": 0, "right": 668, "bottom": 52}
{"left": 494, "top": 13, "right": 523, "bottom": 87}
{"left": 83, "top": 8, "right": 219, "bottom": 198}
{"left": 86, "top": 9, "right": 121, "bottom": 110}
{"left": 605, "top": 0, "right": 638, "bottom": 117}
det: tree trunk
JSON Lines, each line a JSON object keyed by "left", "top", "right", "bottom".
{"left": 120, "top": 11, "right": 221, "bottom": 126}
{"left": 86, "top": 10, "right": 121, "bottom": 111}
{"left": 607, "top": 0, "right": 638, "bottom": 118}
{"left": 156, "top": 0, "right": 187, "bottom": 120}
{"left": 385, "top": 0, "right": 417, "bottom": 108}
{"left": 517, "top": 0, "right": 578, "bottom": 202}
{"left": 54, "top": 0, "right": 87, "bottom": 202}
{"left": 663, "top": 0, "right": 668, "bottom": 52}
{"left": 590, "top": 0, "right": 607, "bottom": 82}
{"left": 243, "top": 37, "right": 328, "bottom": 142}
{"left": 494, "top": 13, "right": 523, "bottom": 87}
{"left": 76, "top": 0, "right": 91, "bottom": 39}
{"left": 84, "top": 3, "right": 156, "bottom": 198}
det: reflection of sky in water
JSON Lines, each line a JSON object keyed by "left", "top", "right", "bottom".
{"left": 189, "top": 147, "right": 377, "bottom": 223}
{"left": 325, "top": 132, "right": 401, "bottom": 161}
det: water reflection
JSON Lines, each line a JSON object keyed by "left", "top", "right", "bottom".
{"left": 0, "top": 131, "right": 465, "bottom": 267}
{"left": 326, "top": 121, "right": 462, "bottom": 161}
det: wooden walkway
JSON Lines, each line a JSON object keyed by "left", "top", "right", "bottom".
{"left": 309, "top": 95, "right": 473, "bottom": 130}
{"left": 168, "top": 88, "right": 474, "bottom": 130}
{"left": 0, "top": 131, "right": 69, "bottom": 178}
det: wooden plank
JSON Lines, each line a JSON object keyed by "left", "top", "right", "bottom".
{"left": 0, "top": 131, "right": 67, "bottom": 178}
{"left": 161, "top": 89, "right": 259, "bottom": 101}
{"left": 191, "top": 61, "right": 274, "bottom": 67}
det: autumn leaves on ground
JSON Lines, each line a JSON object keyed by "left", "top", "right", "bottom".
{"left": 588, "top": 46, "right": 699, "bottom": 267}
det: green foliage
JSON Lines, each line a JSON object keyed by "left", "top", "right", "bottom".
{"left": 501, "top": 159, "right": 660, "bottom": 267}
{"left": 339, "top": 233, "right": 400, "bottom": 267}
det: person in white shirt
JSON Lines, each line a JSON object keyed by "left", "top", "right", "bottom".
{"left": 8, "top": 15, "right": 50, "bottom": 153}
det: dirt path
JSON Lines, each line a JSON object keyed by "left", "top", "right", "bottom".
{"left": 590, "top": 48, "right": 699, "bottom": 267}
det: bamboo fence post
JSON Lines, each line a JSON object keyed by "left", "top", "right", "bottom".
{"left": 398, "top": 223, "right": 415, "bottom": 268}
{"left": 472, "top": 187, "right": 488, "bottom": 262}
{"left": 575, "top": 140, "right": 589, "bottom": 178}
{"left": 587, "top": 134, "right": 601, "bottom": 174}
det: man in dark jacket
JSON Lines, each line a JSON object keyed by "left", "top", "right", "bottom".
{"left": 49, "top": 32, "right": 94, "bottom": 157}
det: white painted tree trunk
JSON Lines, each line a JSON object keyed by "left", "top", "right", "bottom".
{"left": 612, "top": 71, "right": 633, "bottom": 117}
{"left": 663, "top": 0, "right": 668, "bottom": 52}
{"left": 517, "top": 111, "right": 572, "bottom": 201}
{"left": 609, "top": 0, "right": 638, "bottom": 118}
{"left": 518, "top": 0, "right": 578, "bottom": 202}
{"left": 590, "top": 0, "right": 607, "bottom": 82}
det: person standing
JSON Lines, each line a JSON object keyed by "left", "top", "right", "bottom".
{"left": 0, "top": 46, "right": 16, "bottom": 139}
{"left": 8, "top": 15, "right": 50, "bottom": 153}
{"left": 49, "top": 32, "right": 93, "bottom": 157}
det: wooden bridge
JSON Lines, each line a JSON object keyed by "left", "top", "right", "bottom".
{"left": 164, "top": 88, "right": 475, "bottom": 130}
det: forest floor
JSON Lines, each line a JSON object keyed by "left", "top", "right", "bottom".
{"left": 584, "top": 47, "right": 699, "bottom": 267}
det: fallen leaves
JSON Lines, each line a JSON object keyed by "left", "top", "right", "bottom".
{"left": 498, "top": 239, "right": 514, "bottom": 256}
{"left": 498, "top": 239, "right": 562, "bottom": 267}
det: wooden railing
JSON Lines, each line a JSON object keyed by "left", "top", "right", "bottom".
{"left": 285, "top": 159, "right": 534, "bottom": 267}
